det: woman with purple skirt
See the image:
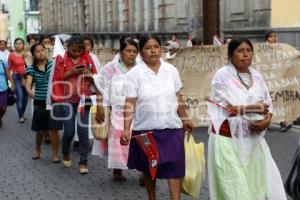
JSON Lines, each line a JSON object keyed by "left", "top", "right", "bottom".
{"left": 121, "top": 34, "right": 193, "bottom": 200}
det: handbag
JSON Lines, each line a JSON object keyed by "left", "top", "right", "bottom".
{"left": 181, "top": 133, "right": 205, "bottom": 198}
{"left": 285, "top": 143, "right": 300, "bottom": 200}
{"left": 1, "top": 60, "right": 16, "bottom": 106}
{"left": 90, "top": 105, "right": 110, "bottom": 140}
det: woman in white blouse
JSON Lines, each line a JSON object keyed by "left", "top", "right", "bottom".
{"left": 121, "top": 34, "right": 193, "bottom": 200}
{"left": 207, "top": 38, "right": 287, "bottom": 200}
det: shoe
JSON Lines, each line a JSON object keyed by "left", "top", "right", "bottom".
{"left": 62, "top": 155, "right": 71, "bottom": 167}
{"left": 52, "top": 157, "right": 61, "bottom": 163}
{"left": 19, "top": 117, "right": 25, "bottom": 123}
{"left": 113, "top": 169, "right": 126, "bottom": 181}
{"left": 32, "top": 151, "right": 40, "bottom": 160}
{"left": 79, "top": 165, "right": 89, "bottom": 174}
{"left": 62, "top": 159, "right": 72, "bottom": 167}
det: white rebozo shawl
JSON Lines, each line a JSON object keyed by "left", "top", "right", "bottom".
{"left": 209, "top": 63, "right": 287, "bottom": 200}
{"left": 210, "top": 63, "right": 273, "bottom": 164}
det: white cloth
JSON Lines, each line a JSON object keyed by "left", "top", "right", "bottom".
{"left": 210, "top": 63, "right": 273, "bottom": 163}
{"left": 123, "top": 60, "right": 183, "bottom": 130}
{"left": 89, "top": 52, "right": 102, "bottom": 74}
{"left": 208, "top": 63, "right": 287, "bottom": 200}
{"left": 0, "top": 49, "right": 10, "bottom": 62}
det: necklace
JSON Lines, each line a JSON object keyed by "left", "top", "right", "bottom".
{"left": 237, "top": 72, "right": 253, "bottom": 90}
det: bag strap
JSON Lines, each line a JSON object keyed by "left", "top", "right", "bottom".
{"left": 0, "top": 60, "right": 9, "bottom": 87}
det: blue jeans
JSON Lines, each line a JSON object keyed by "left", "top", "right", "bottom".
{"left": 61, "top": 103, "right": 90, "bottom": 165}
{"left": 12, "top": 74, "right": 28, "bottom": 118}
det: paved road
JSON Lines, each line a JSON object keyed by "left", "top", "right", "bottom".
{"left": 0, "top": 106, "right": 297, "bottom": 200}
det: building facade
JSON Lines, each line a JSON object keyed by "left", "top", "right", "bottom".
{"left": 38, "top": 0, "right": 300, "bottom": 48}
{"left": 220, "top": 0, "right": 300, "bottom": 48}
{"left": 39, "top": 0, "right": 203, "bottom": 48}
{"left": 7, "top": 0, "right": 26, "bottom": 44}
{"left": 25, "top": 0, "right": 41, "bottom": 36}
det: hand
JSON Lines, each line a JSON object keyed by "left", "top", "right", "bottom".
{"left": 95, "top": 105, "right": 105, "bottom": 124}
{"left": 71, "top": 67, "right": 84, "bottom": 75}
{"left": 82, "top": 69, "right": 94, "bottom": 81}
{"left": 28, "top": 91, "right": 34, "bottom": 98}
{"left": 183, "top": 119, "right": 194, "bottom": 133}
{"left": 249, "top": 117, "right": 271, "bottom": 134}
{"left": 120, "top": 130, "right": 131, "bottom": 146}
{"left": 10, "top": 83, "right": 15, "bottom": 91}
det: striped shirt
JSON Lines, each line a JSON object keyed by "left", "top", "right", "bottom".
{"left": 26, "top": 60, "right": 53, "bottom": 101}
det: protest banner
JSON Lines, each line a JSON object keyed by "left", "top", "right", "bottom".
{"left": 166, "top": 43, "right": 300, "bottom": 126}
{"left": 93, "top": 44, "right": 300, "bottom": 126}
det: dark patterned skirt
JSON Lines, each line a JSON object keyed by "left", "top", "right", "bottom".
{"left": 127, "top": 128, "right": 185, "bottom": 179}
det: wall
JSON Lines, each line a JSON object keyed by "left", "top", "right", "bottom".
{"left": 39, "top": 0, "right": 202, "bottom": 48}
{"left": 8, "top": 0, "right": 26, "bottom": 42}
{"left": 220, "top": 0, "right": 271, "bottom": 42}
{"left": 271, "top": 0, "right": 300, "bottom": 28}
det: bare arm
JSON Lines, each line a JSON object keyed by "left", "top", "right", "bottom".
{"left": 95, "top": 90, "right": 104, "bottom": 123}
{"left": 120, "top": 97, "right": 136, "bottom": 146}
{"left": 25, "top": 75, "right": 34, "bottom": 98}
{"left": 177, "top": 92, "right": 194, "bottom": 133}
{"left": 5, "top": 67, "right": 15, "bottom": 91}
{"left": 63, "top": 67, "right": 83, "bottom": 80}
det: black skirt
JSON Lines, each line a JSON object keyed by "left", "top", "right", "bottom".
{"left": 31, "top": 100, "right": 63, "bottom": 131}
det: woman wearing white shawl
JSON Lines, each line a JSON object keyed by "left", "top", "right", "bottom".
{"left": 207, "top": 38, "right": 287, "bottom": 200}
{"left": 92, "top": 37, "right": 139, "bottom": 181}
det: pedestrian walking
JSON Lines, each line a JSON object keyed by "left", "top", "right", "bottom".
{"left": 25, "top": 43, "right": 62, "bottom": 162}
{"left": 8, "top": 38, "right": 28, "bottom": 123}
{"left": 53, "top": 35, "right": 96, "bottom": 174}
{"left": 207, "top": 37, "right": 287, "bottom": 200}
{"left": 121, "top": 34, "right": 193, "bottom": 200}
{"left": 93, "top": 37, "right": 139, "bottom": 181}
{"left": 0, "top": 40, "right": 14, "bottom": 128}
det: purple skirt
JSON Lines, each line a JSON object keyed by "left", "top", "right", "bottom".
{"left": 127, "top": 128, "right": 185, "bottom": 179}
{"left": 0, "top": 90, "right": 7, "bottom": 107}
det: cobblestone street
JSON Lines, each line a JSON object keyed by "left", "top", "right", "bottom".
{"left": 0, "top": 106, "right": 297, "bottom": 200}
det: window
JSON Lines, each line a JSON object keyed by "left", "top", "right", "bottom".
{"left": 30, "top": 0, "right": 39, "bottom": 11}
{"left": 230, "top": 0, "right": 245, "bottom": 14}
